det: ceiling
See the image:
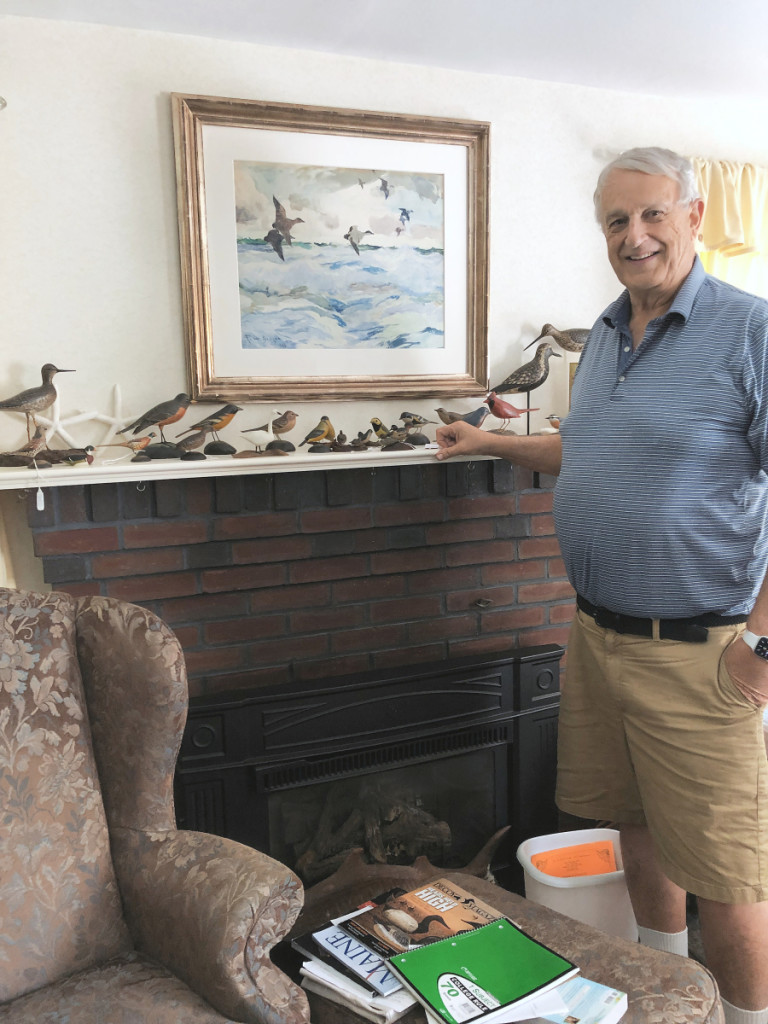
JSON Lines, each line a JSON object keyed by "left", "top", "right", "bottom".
{"left": 2, "top": 0, "right": 768, "bottom": 99}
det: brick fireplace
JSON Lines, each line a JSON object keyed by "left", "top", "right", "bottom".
{"left": 22, "top": 458, "right": 574, "bottom": 698}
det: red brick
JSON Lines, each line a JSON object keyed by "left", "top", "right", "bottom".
{"left": 105, "top": 573, "right": 198, "bottom": 601}
{"left": 445, "top": 540, "right": 514, "bottom": 567}
{"left": 205, "top": 616, "right": 287, "bottom": 644}
{"left": 300, "top": 507, "right": 373, "bottom": 532}
{"left": 446, "top": 586, "right": 517, "bottom": 613}
{"left": 233, "top": 536, "right": 312, "bottom": 564}
{"left": 170, "top": 625, "right": 201, "bottom": 648}
{"left": 183, "top": 645, "right": 245, "bottom": 674}
{"left": 373, "top": 643, "right": 447, "bottom": 670}
{"left": 194, "top": 664, "right": 293, "bottom": 697}
{"left": 480, "top": 606, "right": 545, "bottom": 632}
{"left": 425, "top": 520, "right": 495, "bottom": 545}
{"left": 247, "top": 634, "right": 329, "bottom": 663}
{"left": 373, "top": 501, "right": 444, "bottom": 527}
{"left": 57, "top": 581, "right": 103, "bottom": 598}
{"left": 34, "top": 526, "right": 119, "bottom": 556}
{"left": 332, "top": 624, "right": 407, "bottom": 653}
{"left": 294, "top": 654, "right": 372, "bottom": 681}
{"left": 550, "top": 602, "right": 576, "bottom": 624}
{"left": 160, "top": 592, "right": 250, "bottom": 624}
{"left": 290, "top": 604, "right": 367, "bottom": 633}
{"left": 333, "top": 575, "right": 406, "bottom": 604}
{"left": 447, "top": 495, "right": 516, "bottom": 519}
{"left": 449, "top": 636, "right": 525, "bottom": 660}
{"left": 518, "top": 537, "right": 562, "bottom": 559}
{"left": 518, "top": 492, "right": 554, "bottom": 513}
{"left": 519, "top": 625, "right": 572, "bottom": 648}
{"left": 289, "top": 555, "right": 368, "bottom": 584}
{"left": 213, "top": 512, "right": 298, "bottom": 540}
{"left": 202, "top": 564, "right": 286, "bottom": 592}
{"left": 369, "top": 595, "right": 443, "bottom": 624}
{"left": 92, "top": 548, "right": 184, "bottom": 578}
{"left": 407, "top": 566, "right": 479, "bottom": 595}
{"left": 407, "top": 614, "right": 476, "bottom": 643}
{"left": 531, "top": 514, "right": 556, "bottom": 536}
{"left": 250, "top": 582, "right": 330, "bottom": 613}
{"left": 482, "top": 560, "right": 546, "bottom": 585}
{"left": 548, "top": 557, "right": 567, "bottom": 579}
{"left": 518, "top": 581, "right": 576, "bottom": 604}
{"left": 185, "top": 478, "right": 214, "bottom": 516}
{"left": 124, "top": 521, "right": 209, "bottom": 548}
{"left": 370, "top": 549, "right": 442, "bottom": 575}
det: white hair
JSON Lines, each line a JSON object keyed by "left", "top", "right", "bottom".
{"left": 593, "top": 147, "right": 700, "bottom": 222}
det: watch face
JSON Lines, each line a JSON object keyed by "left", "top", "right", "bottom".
{"left": 756, "top": 637, "right": 768, "bottom": 659}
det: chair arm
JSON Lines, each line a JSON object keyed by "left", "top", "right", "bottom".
{"left": 110, "top": 827, "right": 310, "bottom": 1024}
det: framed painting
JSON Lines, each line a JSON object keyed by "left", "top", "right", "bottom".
{"left": 172, "top": 93, "right": 489, "bottom": 401}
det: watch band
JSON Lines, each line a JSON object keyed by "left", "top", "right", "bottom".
{"left": 742, "top": 629, "right": 768, "bottom": 659}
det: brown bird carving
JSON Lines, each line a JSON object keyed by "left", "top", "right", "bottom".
{"left": 0, "top": 363, "right": 74, "bottom": 438}
{"left": 524, "top": 324, "right": 589, "bottom": 353}
{"left": 489, "top": 343, "right": 561, "bottom": 395}
{"left": 96, "top": 432, "right": 157, "bottom": 453}
{"left": 243, "top": 410, "right": 298, "bottom": 438}
{"left": 119, "top": 393, "right": 191, "bottom": 442}
{"left": 177, "top": 404, "right": 241, "bottom": 440}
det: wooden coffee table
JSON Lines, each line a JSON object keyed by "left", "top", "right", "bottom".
{"left": 301, "top": 872, "right": 723, "bottom": 1023}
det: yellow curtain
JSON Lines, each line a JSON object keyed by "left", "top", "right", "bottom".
{"left": 693, "top": 157, "right": 768, "bottom": 297}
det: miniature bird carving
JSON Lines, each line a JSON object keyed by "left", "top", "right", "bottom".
{"left": 489, "top": 343, "right": 561, "bottom": 395}
{"left": 435, "top": 407, "right": 490, "bottom": 428}
{"left": 484, "top": 392, "right": 539, "bottom": 430}
{"left": 272, "top": 196, "right": 304, "bottom": 245}
{"left": 96, "top": 432, "right": 157, "bottom": 453}
{"left": 400, "top": 411, "right": 437, "bottom": 429}
{"left": 299, "top": 416, "right": 335, "bottom": 447}
{"left": 0, "top": 363, "right": 74, "bottom": 438}
{"left": 524, "top": 324, "right": 589, "bottom": 353}
{"left": 177, "top": 404, "right": 241, "bottom": 440}
{"left": 243, "top": 410, "right": 298, "bottom": 438}
{"left": 118, "top": 393, "right": 191, "bottom": 442}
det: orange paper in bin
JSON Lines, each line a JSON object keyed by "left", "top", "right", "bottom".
{"left": 531, "top": 839, "right": 617, "bottom": 878}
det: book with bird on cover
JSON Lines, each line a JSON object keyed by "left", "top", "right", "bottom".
{"left": 342, "top": 876, "right": 501, "bottom": 958}
{"left": 388, "top": 917, "right": 579, "bottom": 1024}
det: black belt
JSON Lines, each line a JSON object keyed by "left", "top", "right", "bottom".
{"left": 576, "top": 595, "right": 746, "bottom": 644}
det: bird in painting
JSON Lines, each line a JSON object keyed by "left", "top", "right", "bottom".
{"left": 379, "top": 177, "right": 391, "bottom": 199}
{"left": 265, "top": 229, "right": 285, "bottom": 261}
{"left": 524, "top": 324, "right": 589, "bottom": 353}
{"left": 177, "top": 404, "right": 242, "bottom": 440}
{"left": 344, "top": 225, "right": 373, "bottom": 256}
{"left": 299, "top": 416, "right": 335, "bottom": 447}
{"left": 489, "top": 343, "right": 561, "bottom": 396}
{"left": 118, "top": 393, "right": 191, "bottom": 442}
{"left": 0, "top": 363, "right": 74, "bottom": 438}
{"left": 272, "top": 196, "right": 304, "bottom": 245}
{"left": 484, "top": 392, "right": 539, "bottom": 430}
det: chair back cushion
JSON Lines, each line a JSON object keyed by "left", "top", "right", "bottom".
{"left": 0, "top": 588, "right": 132, "bottom": 1003}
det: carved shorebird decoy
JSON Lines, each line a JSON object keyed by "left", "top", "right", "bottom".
{"left": 177, "top": 404, "right": 241, "bottom": 441}
{"left": 243, "top": 410, "right": 298, "bottom": 439}
{"left": 272, "top": 196, "right": 304, "bottom": 245}
{"left": 524, "top": 324, "right": 589, "bottom": 353}
{"left": 119, "top": 393, "right": 191, "bottom": 442}
{"left": 484, "top": 392, "right": 539, "bottom": 430}
{"left": 489, "top": 343, "right": 562, "bottom": 396}
{"left": 300, "top": 416, "right": 335, "bottom": 447}
{"left": 0, "top": 363, "right": 74, "bottom": 438}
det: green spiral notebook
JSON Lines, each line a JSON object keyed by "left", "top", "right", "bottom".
{"left": 387, "top": 917, "right": 579, "bottom": 1024}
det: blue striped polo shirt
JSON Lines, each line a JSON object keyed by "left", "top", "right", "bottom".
{"left": 554, "top": 256, "right": 768, "bottom": 618}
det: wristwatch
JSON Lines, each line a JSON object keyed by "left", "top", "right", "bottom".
{"left": 741, "top": 629, "right": 768, "bottom": 660}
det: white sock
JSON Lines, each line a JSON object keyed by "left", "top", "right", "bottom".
{"left": 637, "top": 924, "right": 688, "bottom": 956}
{"left": 721, "top": 997, "right": 768, "bottom": 1024}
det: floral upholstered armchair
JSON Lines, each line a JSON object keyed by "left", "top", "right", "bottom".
{"left": 0, "top": 587, "right": 310, "bottom": 1024}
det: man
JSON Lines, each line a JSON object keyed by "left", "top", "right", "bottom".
{"left": 436, "top": 147, "right": 768, "bottom": 1024}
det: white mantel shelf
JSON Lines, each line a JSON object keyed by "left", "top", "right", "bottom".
{"left": 0, "top": 444, "right": 484, "bottom": 492}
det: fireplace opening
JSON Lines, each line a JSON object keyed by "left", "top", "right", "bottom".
{"left": 175, "top": 645, "right": 563, "bottom": 891}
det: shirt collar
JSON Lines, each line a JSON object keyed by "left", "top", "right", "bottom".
{"left": 602, "top": 255, "right": 707, "bottom": 330}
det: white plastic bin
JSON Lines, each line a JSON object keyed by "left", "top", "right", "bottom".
{"left": 516, "top": 828, "right": 638, "bottom": 941}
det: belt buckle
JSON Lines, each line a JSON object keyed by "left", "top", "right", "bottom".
{"left": 594, "top": 608, "right": 624, "bottom": 633}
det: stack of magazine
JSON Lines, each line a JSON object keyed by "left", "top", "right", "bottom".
{"left": 291, "top": 876, "right": 627, "bottom": 1024}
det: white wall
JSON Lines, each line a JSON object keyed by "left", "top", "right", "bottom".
{"left": 3, "top": 15, "right": 768, "bottom": 450}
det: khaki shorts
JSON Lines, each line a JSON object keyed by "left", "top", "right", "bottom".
{"left": 556, "top": 608, "right": 768, "bottom": 903}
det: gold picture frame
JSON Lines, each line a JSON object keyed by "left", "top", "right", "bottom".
{"left": 172, "top": 93, "right": 489, "bottom": 402}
